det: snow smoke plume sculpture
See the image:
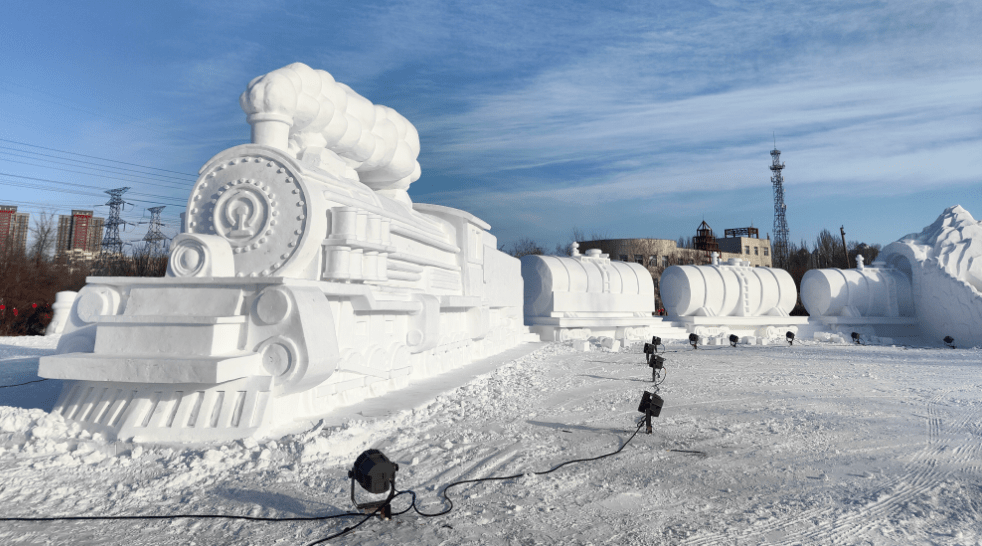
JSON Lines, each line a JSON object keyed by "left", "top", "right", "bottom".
{"left": 240, "top": 62, "right": 421, "bottom": 206}
{"left": 660, "top": 254, "right": 805, "bottom": 342}
{"left": 803, "top": 205, "right": 982, "bottom": 345}
{"left": 39, "top": 63, "right": 530, "bottom": 444}
{"left": 522, "top": 243, "right": 687, "bottom": 347}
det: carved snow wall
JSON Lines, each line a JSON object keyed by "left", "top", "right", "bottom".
{"left": 38, "top": 63, "right": 531, "bottom": 444}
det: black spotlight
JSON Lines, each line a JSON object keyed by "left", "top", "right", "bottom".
{"left": 651, "top": 336, "right": 663, "bottom": 351}
{"left": 728, "top": 334, "right": 739, "bottom": 347}
{"left": 348, "top": 449, "right": 398, "bottom": 519}
{"left": 851, "top": 332, "right": 861, "bottom": 344}
{"left": 786, "top": 331, "right": 795, "bottom": 346}
{"left": 647, "top": 354, "right": 665, "bottom": 382}
{"left": 638, "top": 391, "right": 664, "bottom": 434}
{"left": 688, "top": 333, "right": 699, "bottom": 349}
{"left": 944, "top": 336, "right": 955, "bottom": 349}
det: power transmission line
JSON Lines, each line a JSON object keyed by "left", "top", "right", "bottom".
{"left": 0, "top": 138, "right": 197, "bottom": 177}
{"left": 0, "top": 172, "right": 186, "bottom": 205}
{"left": 0, "top": 156, "right": 193, "bottom": 191}
{"left": 0, "top": 147, "right": 194, "bottom": 183}
{"left": 0, "top": 144, "right": 194, "bottom": 181}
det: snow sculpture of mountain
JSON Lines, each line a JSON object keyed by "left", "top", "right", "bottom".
{"left": 876, "top": 205, "right": 982, "bottom": 346}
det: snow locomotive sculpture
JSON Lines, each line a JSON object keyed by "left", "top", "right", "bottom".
{"left": 38, "top": 63, "right": 528, "bottom": 444}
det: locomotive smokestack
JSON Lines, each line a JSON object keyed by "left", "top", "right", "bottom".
{"left": 240, "top": 71, "right": 298, "bottom": 151}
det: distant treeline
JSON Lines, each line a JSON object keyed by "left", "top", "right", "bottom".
{"left": 0, "top": 213, "right": 167, "bottom": 336}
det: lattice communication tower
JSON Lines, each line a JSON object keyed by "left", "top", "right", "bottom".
{"left": 770, "top": 144, "right": 790, "bottom": 268}
{"left": 100, "top": 187, "right": 130, "bottom": 257}
{"left": 142, "top": 206, "right": 167, "bottom": 255}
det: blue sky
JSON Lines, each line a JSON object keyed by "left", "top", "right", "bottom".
{"left": 1, "top": 0, "right": 979, "bottom": 251}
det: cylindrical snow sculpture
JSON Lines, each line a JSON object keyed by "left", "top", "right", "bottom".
{"left": 45, "top": 290, "right": 77, "bottom": 336}
{"left": 660, "top": 259, "right": 796, "bottom": 317}
{"left": 523, "top": 250, "right": 654, "bottom": 317}
{"left": 801, "top": 267, "right": 913, "bottom": 317}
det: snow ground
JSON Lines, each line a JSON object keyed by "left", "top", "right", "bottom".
{"left": 1, "top": 336, "right": 980, "bottom": 545}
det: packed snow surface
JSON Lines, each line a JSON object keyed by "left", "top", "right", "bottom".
{"left": 1, "top": 335, "right": 981, "bottom": 545}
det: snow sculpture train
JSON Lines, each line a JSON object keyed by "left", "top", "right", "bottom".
{"left": 661, "top": 256, "right": 796, "bottom": 317}
{"left": 38, "top": 63, "right": 529, "bottom": 443}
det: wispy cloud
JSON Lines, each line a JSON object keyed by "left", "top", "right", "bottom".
{"left": 2, "top": 0, "right": 979, "bottom": 249}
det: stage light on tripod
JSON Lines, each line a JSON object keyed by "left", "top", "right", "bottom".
{"left": 348, "top": 449, "right": 398, "bottom": 519}
{"left": 851, "top": 332, "right": 861, "bottom": 344}
{"left": 637, "top": 391, "right": 664, "bottom": 434}
{"left": 786, "top": 331, "right": 795, "bottom": 346}
{"left": 688, "top": 333, "right": 699, "bottom": 349}
{"left": 728, "top": 334, "right": 738, "bottom": 347}
{"left": 944, "top": 336, "right": 955, "bottom": 348}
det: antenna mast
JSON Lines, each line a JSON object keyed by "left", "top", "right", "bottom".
{"left": 770, "top": 142, "right": 790, "bottom": 269}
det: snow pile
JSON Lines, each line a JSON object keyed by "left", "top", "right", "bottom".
{"left": 880, "top": 205, "right": 982, "bottom": 346}
{"left": 0, "top": 406, "right": 113, "bottom": 465}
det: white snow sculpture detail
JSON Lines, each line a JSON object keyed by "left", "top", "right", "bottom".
{"left": 38, "top": 63, "right": 530, "bottom": 444}
{"left": 522, "top": 246, "right": 685, "bottom": 344}
{"left": 658, "top": 255, "right": 804, "bottom": 341}
{"left": 800, "top": 257, "right": 914, "bottom": 318}
{"left": 661, "top": 258, "right": 796, "bottom": 317}
{"left": 44, "top": 291, "right": 77, "bottom": 336}
{"left": 240, "top": 62, "right": 421, "bottom": 205}
{"left": 811, "top": 205, "right": 982, "bottom": 346}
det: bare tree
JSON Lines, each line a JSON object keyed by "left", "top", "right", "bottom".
{"left": 129, "top": 241, "right": 170, "bottom": 277}
{"left": 28, "top": 211, "right": 56, "bottom": 266}
{"left": 812, "top": 229, "right": 845, "bottom": 269}
{"left": 849, "top": 242, "right": 881, "bottom": 267}
{"left": 504, "top": 237, "right": 545, "bottom": 259}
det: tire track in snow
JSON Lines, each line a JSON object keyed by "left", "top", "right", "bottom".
{"left": 790, "top": 389, "right": 977, "bottom": 544}
{"left": 421, "top": 442, "right": 524, "bottom": 495}
{"left": 683, "top": 388, "right": 967, "bottom": 545}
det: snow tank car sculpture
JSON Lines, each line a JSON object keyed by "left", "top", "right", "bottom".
{"left": 521, "top": 243, "right": 686, "bottom": 344}
{"left": 38, "top": 63, "right": 529, "bottom": 444}
{"left": 660, "top": 254, "right": 806, "bottom": 340}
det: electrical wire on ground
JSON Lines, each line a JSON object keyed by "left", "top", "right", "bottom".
{"left": 402, "top": 420, "right": 646, "bottom": 518}
{"left": 0, "top": 420, "right": 648, "bottom": 545}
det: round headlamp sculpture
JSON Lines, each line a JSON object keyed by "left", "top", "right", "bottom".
{"left": 183, "top": 149, "right": 324, "bottom": 279}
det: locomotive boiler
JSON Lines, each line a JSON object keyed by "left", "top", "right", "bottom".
{"left": 38, "top": 63, "right": 529, "bottom": 444}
